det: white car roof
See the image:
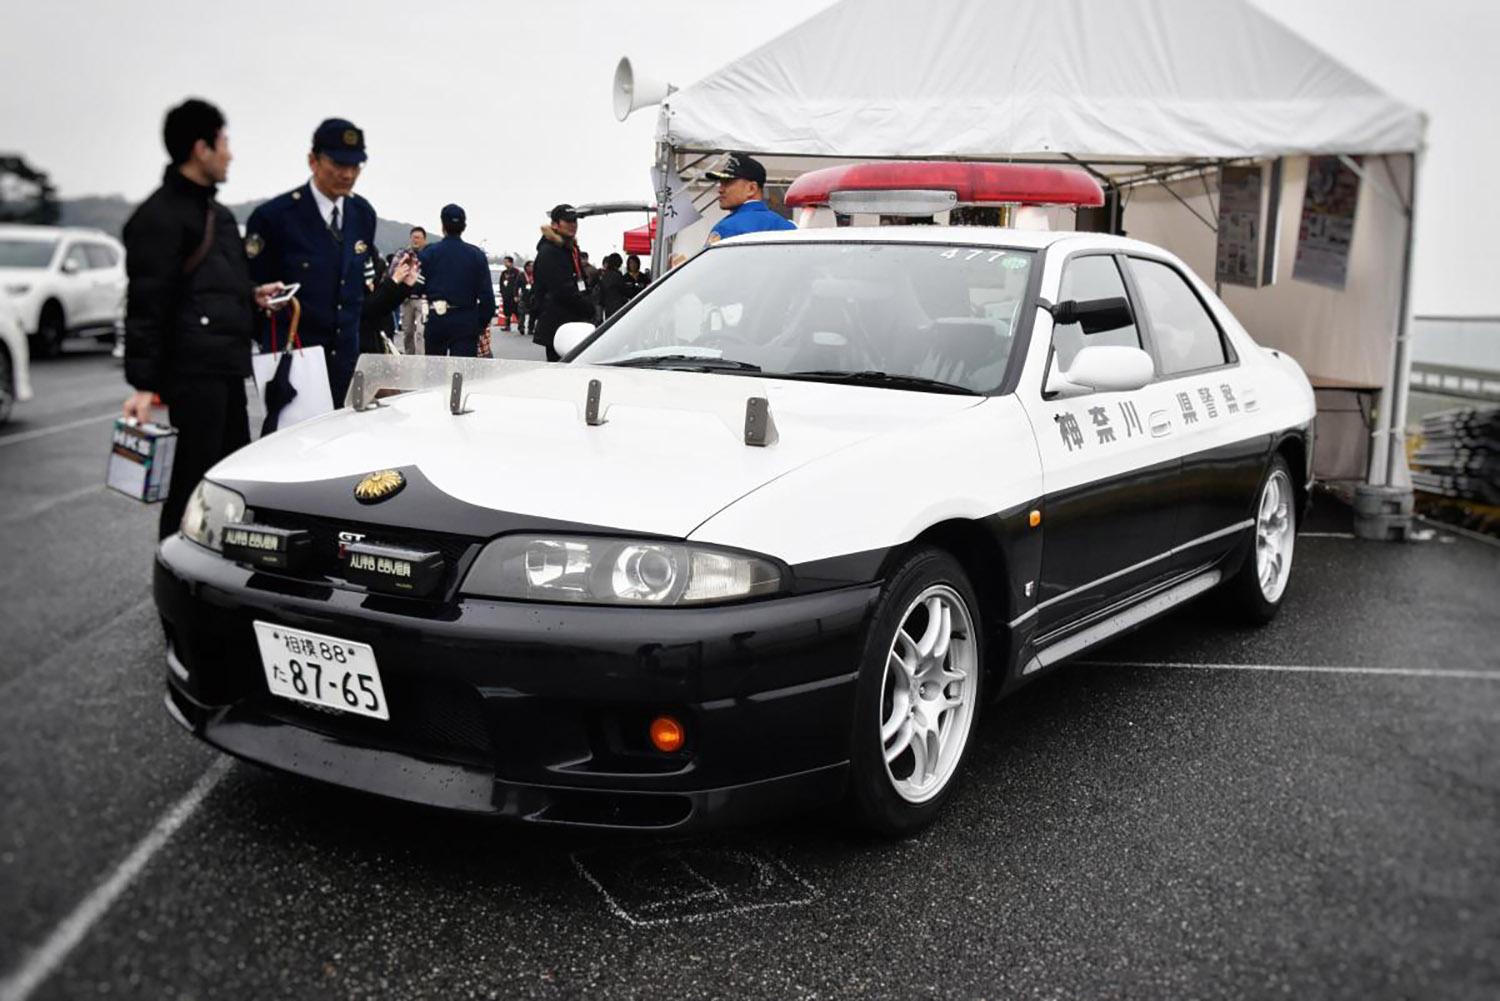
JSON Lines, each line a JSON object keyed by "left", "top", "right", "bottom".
{"left": 711, "top": 224, "right": 1176, "bottom": 259}
{"left": 0, "top": 223, "right": 119, "bottom": 244}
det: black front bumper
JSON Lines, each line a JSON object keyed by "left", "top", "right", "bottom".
{"left": 155, "top": 535, "right": 879, "bottom": 831}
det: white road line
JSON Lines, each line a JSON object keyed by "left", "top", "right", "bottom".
{"left": 1300, "top": 531, "right": 1356, "bottom": 539}
{"left": 1080, "top": 660, "right": 1499, "bottom": 680}
{"left": 0, "top": 757, "right": 232, "bottom": 1001}
{"left": 0, "top": 411, "right": 118, "bottom": 448}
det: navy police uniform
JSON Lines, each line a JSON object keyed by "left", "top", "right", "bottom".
{"left": 245, "top": 119, "right": 377, "bottom": 405}
{"left": 418, "top": 204, "right": 496, "bottom": 357}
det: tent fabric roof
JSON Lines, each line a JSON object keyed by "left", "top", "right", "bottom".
{"left": 660, "top": 0, "right": 1425, "bottom": 161}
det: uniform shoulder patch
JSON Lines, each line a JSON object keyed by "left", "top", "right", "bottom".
{"left": 245, "top": 233, "right": 263, "bottom": 259}
{"left": 705, "top": 232, "right": 722, "bottom": 246}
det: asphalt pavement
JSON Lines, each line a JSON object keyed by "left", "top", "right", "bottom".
{"left": 1, "top": 343, "right": 1496, "bottom": 1001}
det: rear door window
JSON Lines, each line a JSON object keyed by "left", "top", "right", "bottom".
{"left": 1127, "top": 257, "right": 1230, "bottom": 375}
{"left": 1052, "top": 254, "right": 1141, "bottom": 371}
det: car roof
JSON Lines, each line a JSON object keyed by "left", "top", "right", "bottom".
{"left": 0, "top": 223, "right": 119, "bottom": 243}
{"left": 712, "top": 225, "right": 1159, "bottom": 255}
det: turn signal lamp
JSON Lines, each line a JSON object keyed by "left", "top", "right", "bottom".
{"left": 650, "top": 716, "right": 685, "bottom": 753}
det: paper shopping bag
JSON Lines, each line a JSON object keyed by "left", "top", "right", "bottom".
{"left": 253, "top": 343, "right": 333, "bottom": 434}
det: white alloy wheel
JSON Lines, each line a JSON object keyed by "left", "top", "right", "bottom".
{"left": 1255, "top": 467, "right": 1296, "bottom": 604}
{"left": 879, "top": 585, "right": 979, "bottom": 804}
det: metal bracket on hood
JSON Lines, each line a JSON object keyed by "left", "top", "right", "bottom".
{"left": 744, "top": 396, "right": 778, "bottom": 447}
{"left": 349, "top": 371, "right": 368, "bottom": 411}
{"left": 585, "top": 379, "right": 604, "bottom": 426}
{"left": 449, "top": 372, "right": 472, "bottom": 415}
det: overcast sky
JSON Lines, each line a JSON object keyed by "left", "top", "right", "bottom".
{"left": 3, "top": 0, "right": 1494, "bottom": 313}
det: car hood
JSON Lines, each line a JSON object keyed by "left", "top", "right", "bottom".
{"left": 211, "top": 364, "right": 986, "bottom": 538}
{"left": 0, "top": 267, "right": 49, "bottom": 287}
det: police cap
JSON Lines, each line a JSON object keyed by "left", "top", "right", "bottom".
{"left": 312, "top": 118, "right": 367, "bottom": 165}
{"left": 441, "top": 203, "right": 466, "bottom": 226}
{"left": 704, "top": 152, "right": 767, "bottom": 186}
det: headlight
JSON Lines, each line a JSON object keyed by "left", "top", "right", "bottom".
{"left": 461, "top": 536, "right": 782, "bottom": 606}
{"left": 2, "top": 284, "right": 30, "bottom": 296}
{"left": 180, "top": 479, "right": 246, "bottom": 552}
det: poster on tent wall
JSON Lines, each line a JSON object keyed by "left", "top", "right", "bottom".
{"left": 1215, "top": 166, "right": 1262, "bottom": 287}
{"left": 1293, "top": 156, "right": 1360, "bottom": 290}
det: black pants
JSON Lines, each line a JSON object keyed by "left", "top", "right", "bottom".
{"left": 159, "top": 376, "right": 250, "bottom": 540}
{"left": 500, "top": 294, "right": 518, "bottom": 328}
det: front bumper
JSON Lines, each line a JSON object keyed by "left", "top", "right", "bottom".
{"left": 156, "top": 535, "right": 879, "bottom": 831}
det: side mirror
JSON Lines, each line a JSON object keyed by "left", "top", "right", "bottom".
{"left": 552, "top": 321, "right": 595, "bottom": 360}
{"left": 1047, "top": 345, "right": 1155, "bottom": 399}
{"left": 1051, "top": 296, "right": 1133, "bottom": 335}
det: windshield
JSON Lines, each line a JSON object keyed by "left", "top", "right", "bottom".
{"left": 0, "top": 238, "right": 59, "bottom": 269}
{"left": 572, "top": 242, "right": 1036, "bottom": 393}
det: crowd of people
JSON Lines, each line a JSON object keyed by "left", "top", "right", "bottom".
{"left": 120, "top": 97, "right": 797, "bottom": 538}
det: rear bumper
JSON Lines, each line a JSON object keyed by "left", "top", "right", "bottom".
{"left": 155, "top": 535, "right": 879, "bottom": 831}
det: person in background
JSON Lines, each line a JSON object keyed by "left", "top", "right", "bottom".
{"left": 121, "top": 97, "right": 284, "bottom": 539}
{"left": 244, "top": 118, "right": 378, "bottom": 404}
{"left": 418, "top": 203, "right": 495, "bottom": 357}
{"left": 703, "top": 151, "right": 796, "bottom": 245}
{"left": 497, "top": 255, "right": 522, "bottom": 332}
{"left": 597, "top": 253, "right": 629, "bottom": 321}
{"left": 399, "top": 225, "right": 428, "bottom": 353}
{"left": 623, "top": 254, "right": 649, "bottom": 298}
{"left": 518, "top": 260, "right": 536, "bottom": 337}
{"left": 532, "top": 204, "right": 594, "bottom": 361}
{"left": 360, "top": 250, "right": 420, "bottom": 353}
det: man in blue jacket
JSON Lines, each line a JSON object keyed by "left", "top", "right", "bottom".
{"left": 704, "top": 152, "right": 796, "bottom": 245}
{"left": 418, "top": 204, "right": 495, "bottom": 357}
{"left": 244, "top": 118, "right": 378, "bottom": 405}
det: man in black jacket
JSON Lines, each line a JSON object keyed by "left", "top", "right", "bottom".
{"left": 122, "top": 98, "right": 282, "bottom": 539}
{"left": 497, "top": 255, "right": 522, "bottom": 331}
{"left": 531, "top": 204, "right": 594, "bottom": 361}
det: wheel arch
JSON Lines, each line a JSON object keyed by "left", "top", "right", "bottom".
{"left": 1272, "top": 426, "right": 1312, "bottom": 520}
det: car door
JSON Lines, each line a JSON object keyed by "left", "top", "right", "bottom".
{"left": 83, "top": 242, "right": 125, "bottom": 327}
{"left": 55, "top": 242, "right": 93, "bottom": 328}
{"left": 1122, "top": 256, "right": 1266, "bottom": 575}
{"left": 1023, "top": 252, "right": 1183, "bottom": 639}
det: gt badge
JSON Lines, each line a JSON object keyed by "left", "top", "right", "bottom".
{"left": 354, "top": 240, "right": 368, "bottom": 255}
{"left": 354, "top": 469, "right": 406, "bottom": 504}
{"left": 245, "top": 234, "right": 263, "bottom": 259}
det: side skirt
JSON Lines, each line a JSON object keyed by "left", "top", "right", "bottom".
{"left": 1019, "top": 568, "right": 1223, "bottom": 677}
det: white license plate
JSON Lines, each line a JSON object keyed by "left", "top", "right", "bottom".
{"left": 251, "top": 621, "right": 390, "bottom": 720}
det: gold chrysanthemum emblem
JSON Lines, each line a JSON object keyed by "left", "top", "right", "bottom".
{"left": 354, "top": 469, "right": 405, "bottom": 503}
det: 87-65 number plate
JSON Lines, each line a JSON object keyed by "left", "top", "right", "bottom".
{"left": 251, "top": 621, "right": 390, "bottom": 720}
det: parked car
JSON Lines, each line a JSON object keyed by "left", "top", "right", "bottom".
{"left": 153, "top": 225, "right": 1314, "bottom": 836}
{"left": 0, "top": 300, "right": 34, "bottom": 424}
{"left": 0, "top": 224, "right": 127, "bottom": 357}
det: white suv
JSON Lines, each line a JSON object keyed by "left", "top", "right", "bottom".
{"left": 0, "top": 224, "right": 126, "bottom": 357}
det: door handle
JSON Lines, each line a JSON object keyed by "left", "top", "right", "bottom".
{"left": 1148, "top": 410, "right": 1172, "bottom": 437}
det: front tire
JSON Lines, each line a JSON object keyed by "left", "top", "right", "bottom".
{"left": 848, "top": 548, "right": 983, "bottom": 837}
{"left": 1224, "top": 455, "right": 1297, "bottom": 624}
{"left": 32, "top": 301, "right": 65, "bottom": 358}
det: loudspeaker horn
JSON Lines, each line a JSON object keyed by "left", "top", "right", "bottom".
{"left": 612, "top": 57, "right": 675, "bottom": 122}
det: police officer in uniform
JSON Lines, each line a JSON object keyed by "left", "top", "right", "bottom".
{"left": 418, "top": 204, "right": 495, "bottom": 357}
{"left": 703, "top": 152, "right": 796, "bottom": 245}
{"left": 244, "top": 118, "right": 378, "bottom": 404}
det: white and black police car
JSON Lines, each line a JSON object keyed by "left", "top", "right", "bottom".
{"left": 156, "top": 165, "right": 1314, "bottom": 836}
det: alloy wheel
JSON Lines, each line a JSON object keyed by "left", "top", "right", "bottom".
{"left": 1255, "top": 467, "right": 1295, "bottom": 603}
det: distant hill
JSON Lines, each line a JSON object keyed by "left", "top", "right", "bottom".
{"left": 59, "top": 194, "right": 424, "bottom": 256}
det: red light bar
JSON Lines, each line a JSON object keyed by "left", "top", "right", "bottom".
{"left": 784, "top": 162, "right": 1104, "bottom": 209}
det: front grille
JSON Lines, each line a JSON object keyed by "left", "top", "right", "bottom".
{"left": 248, "top": 508, "right": 478, "bottom": 595}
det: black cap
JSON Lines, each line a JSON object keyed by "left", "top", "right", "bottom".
{"left": 704, "top": 152, "right": 767, "bottom": 186}
{"left": 440, "top": 203, "right": 466, "bottom": 225}
{"left": 312, "top": 118, "right": 367, "bottom": 165}
{"left": 549, "top": 203, "right": 578, "bottom": 223}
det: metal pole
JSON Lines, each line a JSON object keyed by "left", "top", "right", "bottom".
{"left": 650, "top": 107, "right": 672, "bottom": 280}
{"left": 1384, "top": 151, "right": 1420, "bottom": 487}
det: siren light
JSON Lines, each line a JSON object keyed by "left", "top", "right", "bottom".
{"left": 784, "top": 162, "right": 1105, "bottom": 215}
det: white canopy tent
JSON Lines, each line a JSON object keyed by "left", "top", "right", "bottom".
{"left": 640, "top": 0, "right": 1426, "bottom": 488}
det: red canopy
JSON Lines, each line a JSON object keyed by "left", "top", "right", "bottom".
{"left": 623, "top": 217, "right": 656, "bottom": 255}
{"left": 785, "top": 162, "right": 1104, "bottom": 208}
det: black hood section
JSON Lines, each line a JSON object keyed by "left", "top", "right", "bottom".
{"left": 216, "top": 465, "right": 637, "bottom": 542}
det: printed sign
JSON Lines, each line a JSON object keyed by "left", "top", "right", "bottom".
{"left": 649, "top": 166, "right": 703, "bottom": 240}
{"left": 1293, "top": 156, "right": 1360, "bottom": 290}
{"left": 1216, "top": 166, "right": 1263, "bottom": 288}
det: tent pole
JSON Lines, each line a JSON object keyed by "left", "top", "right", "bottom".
{"left": 1383, "top": 151, "right": 1420, "bottom": 487}
{"left": 650, "top": 136, "right": 672, "bottom": 280}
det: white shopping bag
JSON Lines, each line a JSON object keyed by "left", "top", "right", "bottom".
{"left": 252, "top": 343, "right": 334, "bottom": 434}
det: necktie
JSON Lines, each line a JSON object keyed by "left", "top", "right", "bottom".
{"left": 329, "top": 203, "right": 343, "bottom": 243}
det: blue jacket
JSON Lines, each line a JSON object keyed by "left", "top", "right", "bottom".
{"left": 708, "top": 200, "right": 796, "bottom": 243}
{"left": 245, "top": 182, "right": 377, "bottom": 400}
{"left": 418, "top": 235, "right": 496, "bottom": 347}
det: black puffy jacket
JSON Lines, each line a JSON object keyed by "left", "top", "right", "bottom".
{"left": 123, "top": 167, "right": 256, "bottom": 392}
{"left": 531, "top": 225, "right": 594, "bottom": 347}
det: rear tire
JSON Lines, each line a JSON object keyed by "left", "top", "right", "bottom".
{"left": 32, "top": 301, "right": 65, "bottom": 358}
{"left": 0, "top": 346, "right": 13, "bottom": 424}
{"left": 1224, "top": 455, "right": 1297, "bottom": 624}
{"left": 848, "top": 547, "right": 983, "bottom": 837}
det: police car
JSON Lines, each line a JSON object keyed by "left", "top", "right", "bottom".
{"left": 155, "top": 167, "right": 1314, "bottom": 835}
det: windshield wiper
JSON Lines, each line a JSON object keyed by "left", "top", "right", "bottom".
{"left": 774, "top": 370, "right": 979, "bottom": 395}
{"left": 605, "top": 355, "right": 762, "bottom": 372}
